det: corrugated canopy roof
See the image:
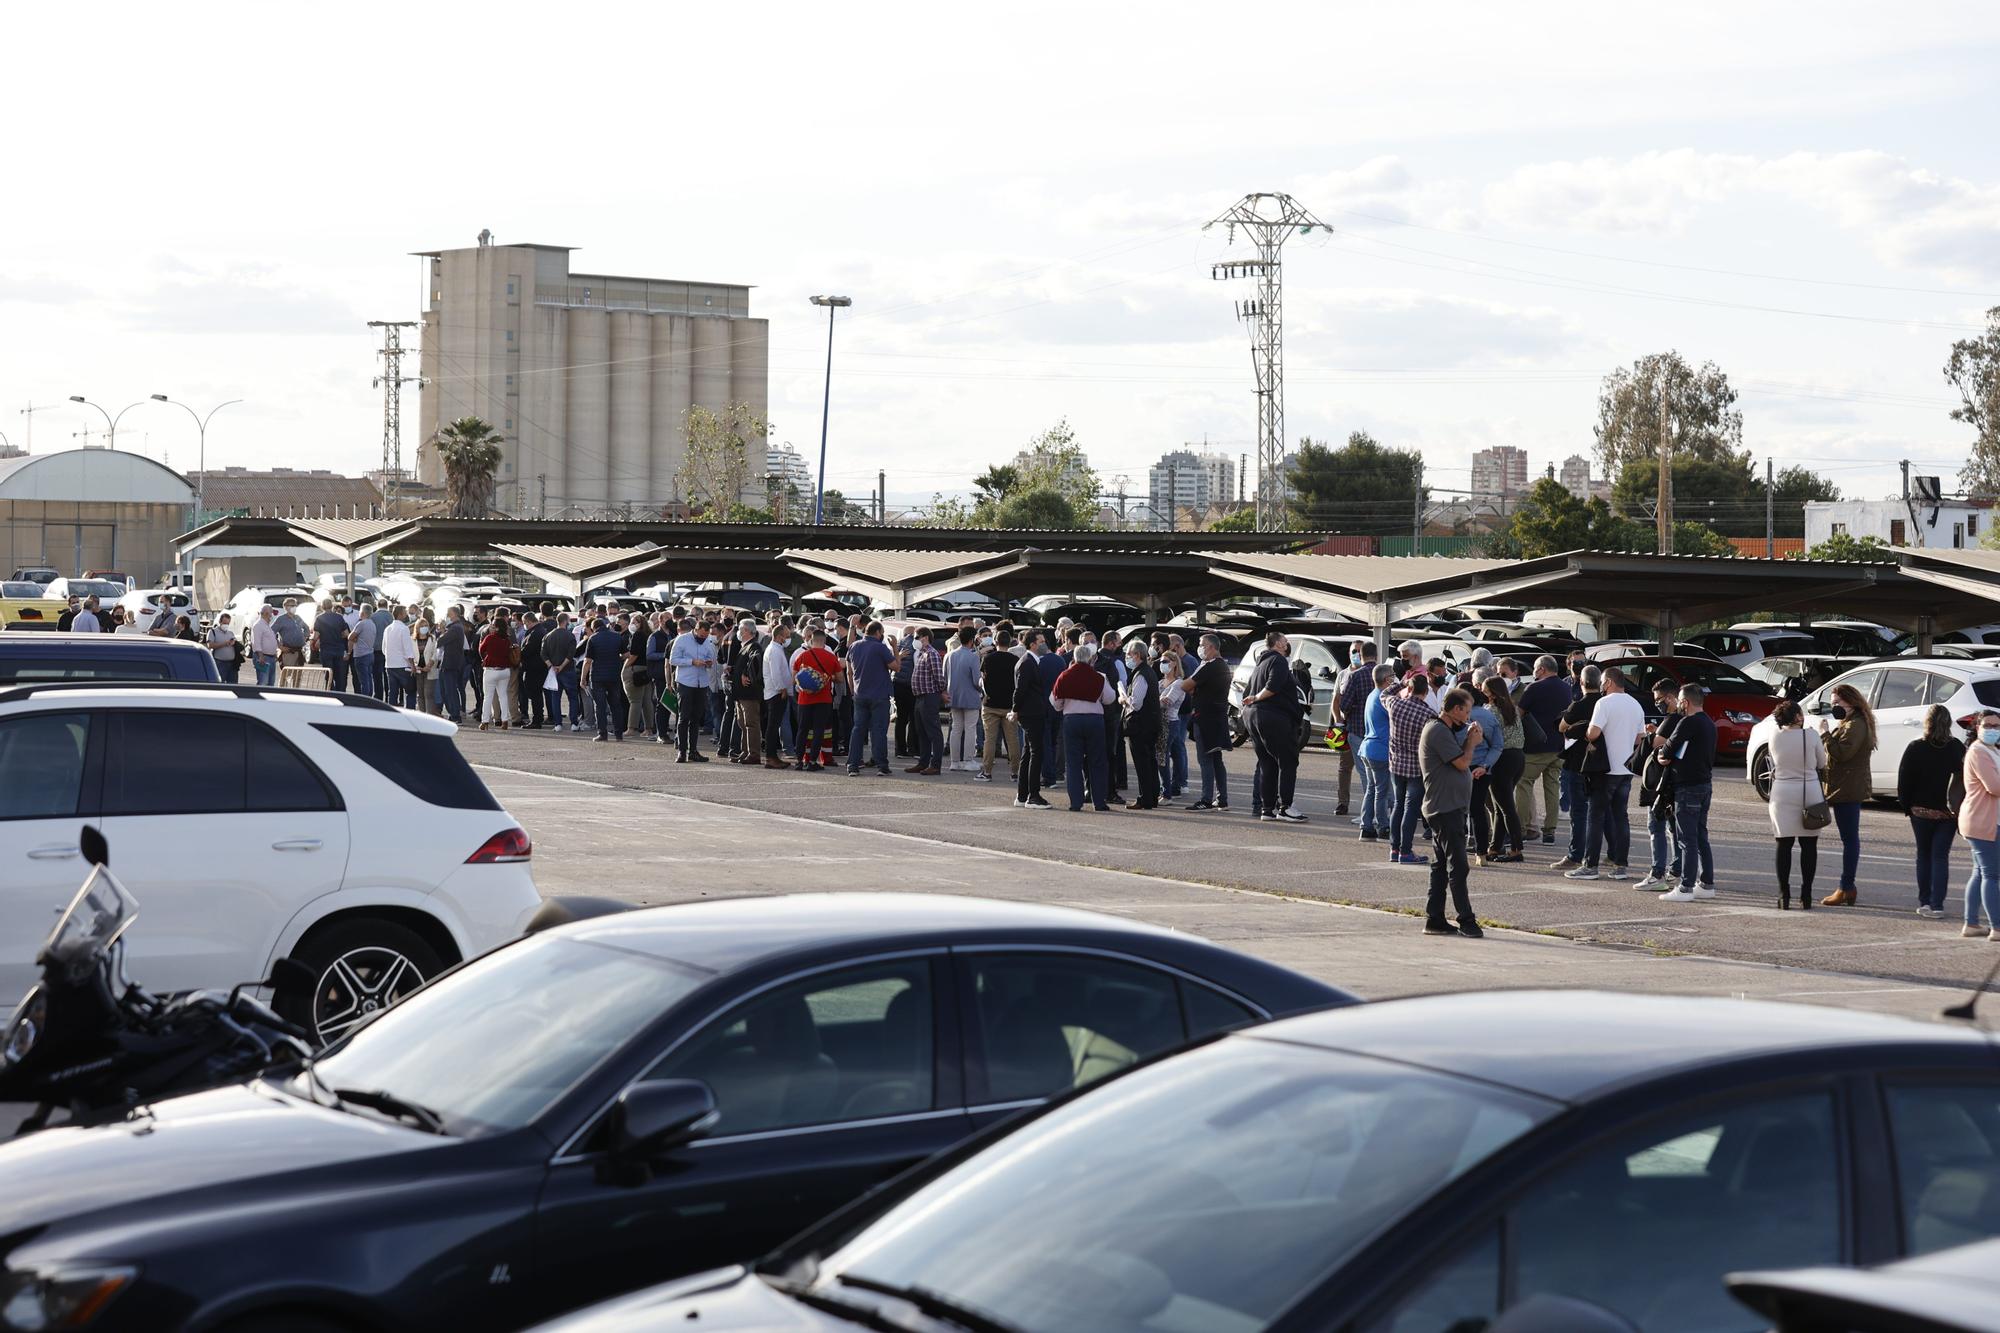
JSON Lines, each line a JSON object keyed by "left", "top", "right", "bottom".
{"left": 490, "top": 544, "right": 663, "bottom": 577}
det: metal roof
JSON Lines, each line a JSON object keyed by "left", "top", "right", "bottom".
{"left": 489, "top": 544, "right": 661, "bottom": 578}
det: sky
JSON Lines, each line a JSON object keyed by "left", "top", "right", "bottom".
{"left": 3, "top": 1, "right": 1997, "bottom": 516}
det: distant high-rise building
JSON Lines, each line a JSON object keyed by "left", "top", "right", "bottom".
{"left": 414, "top": 236, "right": 769, "bottom": 517}
{"left": 1142, "top": 448, "right": 1237, "bottom": 528}
{"left": 1560, "top": 454, "right": 1593, "bottom": 500}
{"left": 1471, "top": 445, "right": 1530, "bottom": 504}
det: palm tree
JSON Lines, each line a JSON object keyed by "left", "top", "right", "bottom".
{"left": 433, "top": 417, "right": 504, "bottom": 519}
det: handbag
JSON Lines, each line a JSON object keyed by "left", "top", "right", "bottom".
{"left": 1521, "top": 710, "right": 1547, "bottom": 748}
{"left": 1796, "top": 733, "right": 1833, "bottom": 830}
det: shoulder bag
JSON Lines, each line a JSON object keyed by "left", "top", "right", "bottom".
{"left": 1798, "top": 732, "right": 1833, "bottom": 830}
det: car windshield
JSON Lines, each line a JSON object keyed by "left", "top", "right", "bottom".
{"left": 298, "top": 935, "right": 707, "bottom": 1137}
{"left": 803, "top": 1038, "right": 1553, "bottom": 1332}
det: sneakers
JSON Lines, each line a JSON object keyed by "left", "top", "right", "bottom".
{"left": 1458, "top": 921, "right": 1485, "bottom": 939}
{"left": 1690, "top": 885, "right": 1718, "bottom": 900}
{"left": 1659, "top": 887, "right": 1696, "bottom": 902}
{"left": 1917, "top": 906, "right": 1943, "bottom": 919}
{"left": 1186, "top": 801, "right": 1218, "bottom": 812}
{"left": 1468, "top": 853, "right": 1487, "bottom": 868}
{"left": 1541, "top": 831, "right": 1556, "bottom": 845}
{"left": 1275, "top": 807, "right": 1308, "bottom": 823}
{"left": 1259, "top": 811, "right": 1278, "bottom": 822}
{"left": 1551, "top": 857, "right": 1581, "bottom": 871}
{"left": 1358, "top": 829, "right": 1380, "bottom": 841}
{"left": 1606, "top": 866, "right": 1631, "bottom": 882}
{"left": 1563, "top": 867, "right": 1600, "bottom": 880}
{"left": 1965, "top": 923, "right": 1987, "bottom": 937}
{"left": 1989, "top": 929, "right": 2000, "bottom": 943}
{"left": 1635, "top": 872, "right": 1664, "bottom": 889}
{"left": 1423, "top": 920, "right": 1458, "bottom": 936}
{"left": 973, "top": 772, "right": 993, "bottom": 783}
{"left": 1395, "top": 853, "right": 1430, "bottom": 866}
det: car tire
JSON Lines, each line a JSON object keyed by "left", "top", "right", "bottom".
{"left": 1228, "top": 708, "right": 1247, "bottom": 746}
{"left": 1749, "top": 747, "right": 1773, "bottom": 803}
{"left": 280, "top": 919, "right": 444, "bottom": 1047}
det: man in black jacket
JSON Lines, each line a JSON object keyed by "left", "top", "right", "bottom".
{"left": 1550, "top": 664, "right": 1602, "bottom": 870}
{"left": 727, "top": 619, "right": 765, "bottom": 763}
{"left": 1010, "top": 628, "right": 1052, "bottom": 809}
{"left": 978, "top": 628, "right": 1018, "bottom": 782}
{"left": 1637, "top": 677, "right": 1682, "bottom": 890}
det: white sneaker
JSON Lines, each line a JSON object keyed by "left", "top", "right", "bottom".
{"left": 1690, "top": 885, "right": 1717, "bottom": 900}
{"left": 1634, "top": 873, "right": 1663, "bottom": 889}
{"left": 1659, "top": 887, "right": 1696, "bottom": 902}
{"left": 1917, "top": 905, "right": 1940, "bottom": 919}
{"left": 1563, "top": 867, "right": 1600, "bottom": 880}
{"left": 1989, "top": 929, "right": 2000, "bottom": 943}
{"left": 1965, "top": 924, "right": 1987, "bottom": 938}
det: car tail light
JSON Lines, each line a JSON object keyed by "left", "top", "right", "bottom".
{"left": 467, "top": 828, "right": 532, "bottom": 863}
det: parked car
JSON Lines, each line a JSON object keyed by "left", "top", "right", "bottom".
{"left": 1457, "top": 622, "right": 1584, "bottom": 653}
{"left": 1114, "top": 621, "right": 1260, "bottom": 666}
{"left": 1726, "top": 619, "right": 1898, "bottom": 656}
{"left": 0, "top": 894, "right": 1348, "bottom": 1332}
{"left": 113, "top": 586, "right": 197, "bottom": 631}
{"left": 1731, "top": 1236, "right": 2000, "bottom": 1333}
{"left": 1912, "top": 643, "right": 2000, "bottom": 660}
{"left": 1686, "top": 627, "right": 1820, "bottom": 669}
{"left": 0, "top": 631, "right": 221, "bottom": 683}
{"left": 1744, "top": 653, "right": 1874, "bottom": 700}
{"left": 0, "top": 680, "right": 540, "bottom": 1040}
{"left": 1585, "top": 639, "right": 1722, "bottom": 662}
{"left": 1746, "top": 659, "right": 2000, "bottom": 800}
{"left": 81, "top": 569, "right": 135, "bottom": 589}
{"left": 1892, "top": 623, "right": 2000, "bottom": 651}
{"left": 1596, "top": 656, "right": 1776, "bottom": 760}
{"left": 0, "top": 581, "right": 65, "bottom": 631}
{"left": 1228, "top": 643, "right": 1335, "bottom": 748}
{"left": 41, "top": 576, "right": 131, "bottom": 606}
{"left": 9, "top": 566, "right": 61, "bottom": 589}
{"left": 547, "top": 991, "right": 1999, "bottom": 1333}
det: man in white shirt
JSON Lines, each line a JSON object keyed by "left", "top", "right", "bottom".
{"left": 760, "top": 619, "right": 796, "bottom": 770}
{"left": 1565, "top": 664, "right": 1648, "bottom": 882}
{"left": 381, "top": 605, "right": 417, "bottom": 708}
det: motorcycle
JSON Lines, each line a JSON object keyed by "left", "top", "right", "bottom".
{"left": 0, "top": 825, "right": 314, "bottom": 1134}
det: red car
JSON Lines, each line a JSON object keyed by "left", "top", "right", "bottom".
{"left": 1603, "top": 656, "right": 1778, "bottom": 759}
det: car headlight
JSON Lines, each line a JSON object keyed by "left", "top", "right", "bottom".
{"left": 2, "top": 1265, "right": 137, "bottom": 1331}
{"left": 1724, "top": 711, "right": 1755, "bottom": 724}
{"left": 1, "top": 988, "right": 45, "bottom": 1071}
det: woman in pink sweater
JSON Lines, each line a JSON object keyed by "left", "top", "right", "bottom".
{"left": 1959, "top": 710, "right": 2000, "bottom": 939}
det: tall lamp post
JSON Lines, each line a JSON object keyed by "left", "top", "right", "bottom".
{"left": 68, "top": 396, "right": 150, "bottom": 452}
{"left": 808, "top": 294, "right": 852, "bottom": 525}
{"left": 151, "top": 395, "right": 243, "bottom": 521}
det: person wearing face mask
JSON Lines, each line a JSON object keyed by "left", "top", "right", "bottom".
{"left": 977, "top": 628, "right": 1017, "bottom": 783}
{"left": 667, "top": 617, "right": 717, "bottom": 762}
{"left": 1898, "top": 703, "right": 1966, "bottom": 920}
{"left": 1187, "top": 633, "right": 1233, "bottom": 812}
{"left": 1766, "top": 700, "right": 1823, "bottom": 910}
{"left": 1122, "top": 641, "right": 1163, "bottom": 810}
{"left": 411, "top": 617, "right": 437, "bottom": 714}
{"left": 1959, "top": 711, "right": 2000, "bottom": 939}
{"left": 1817, "top": 681, "right": 1877, "bottom": 906}
{"left": 1244, "top": 631, "right": 1307, "bottom": 824}
{"left": 944, "top": 626, "right": 983, "bottom": 772}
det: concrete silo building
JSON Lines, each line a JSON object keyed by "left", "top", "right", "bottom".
{"left": 414, "top": 236, "right": 769, "bottom": 516}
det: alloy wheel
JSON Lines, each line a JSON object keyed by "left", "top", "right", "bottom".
{"left": 311, "top": 947, "right": 425, "bottom": 1044}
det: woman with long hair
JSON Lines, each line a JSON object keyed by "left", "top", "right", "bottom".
{"left": 1898, "top": 703, "right": 1965, "bottom": 919}
{"left": 477, "top": 611, "right": 515, "bottom": 730}
{"left": 1768, "top": 699, "right": 1823, "bottom": 910}
{"left": 1482, "top": 677, "right": 1526, "bottom": 862}
{"left": 1818, "top": 681, "right": 1876, "bottom": 906}
{"left": 1155, "top": 651, "right": 1187, "bottom": 803}
{"left": 1961, "top": 711, "right": 2000, "bottom": 938}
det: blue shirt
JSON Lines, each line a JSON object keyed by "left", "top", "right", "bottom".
{"left": 1037, "top": 650, "right": 1066, "bottom": 697}
{"left": 848, "top": 636, "right": 895, "bottom": 702}
{"left": 584, "top": 628, "right": 626, "bottom": 677}
{"left": 1469, "top": 704, "right": 1503, "bottom": 771}
{"left": 668, "top": 631, "right": 717, "bottom": 689}
{"left": 1362, "top": 689, "right": 1391, "bottom": 763}
{"left": 893, "top": 635, "right": 916, "bottom": 683}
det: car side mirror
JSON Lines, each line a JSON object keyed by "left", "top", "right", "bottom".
{"left": 1488, "top": 1294, "right": 1640, "bottom": 1333}
{"left": 612, "top": 1079, "right": 718, "bottom": 1159}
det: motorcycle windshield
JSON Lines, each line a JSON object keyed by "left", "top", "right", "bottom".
{"left": 41, "top": 866, "right": 139, "bottom": 974}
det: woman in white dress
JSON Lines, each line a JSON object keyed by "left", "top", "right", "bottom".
{"left": 1767, "top": 699, "right": 1825, "bottom": 910}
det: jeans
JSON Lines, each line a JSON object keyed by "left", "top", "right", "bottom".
{"left": 1196, "top": 717, "right": 1229, "bottom": 806}
{"left": 372, "top": 651, "right": 387, "bottom": 700}
{"left": 322, "top": 652, "right": 348, "bottom": 693}
{"left": 1162, "top": 716, "right": 1187, "bottom": 797}
{"left": 1247, "top": 710, "right": 1298, "bottom": 814}
{"left": 913, "top": 694, "right": 943, "bottom": 770}
{"left": 1832, "top": 801, "right": 1863, "bottom": 892}
{"left": 1565, "top": 769, "right": 1587, "bottom": 861}
{"left": 678, "top": 685, "right": 710, "bottom": 756}
{"left": 551, "top": 666, "right": 582, "bottom": 728}
{"left": 1912, "top": 815, "right": 1957, "bottom": 912}
{"left": 218, "top": 655, "right": 242, "bottom": 683}
{"left": 1967, "top": 836, "right": 2000, "bottom": 929}
{"left": 1674, "top": 782, "right": 1714, "bottom": 889}
{"left": 1392, "top": 773, "right": 1425, "bottom": 857}
{"left": 1648, "top": 806, "right": 1683, "bottom": 880}
{"left": 253, "top": 653, "right": 277, "bottom": 686}
{"left": 591, "top": 679, "right": 627, "bottom": 739}
{"left": 850, "top": 696, "right": 891, "bottom": 771}
{"left": 1360, "top": 756, "right": 1392, "bottom": 834}
{"left": 386, "top": 666, "right": 411, "bottom": 709}
{"left": 893, "top": 679, "right": 916, "bottom": 754}
{"left": 1426, "top": 807, "right": 1474, "bottom": 926}
{"left": 1062, "top": 711, "right": 1110, "bottom": 810}
{"left": 1584, "top": 773, "right": 1633, "bottom": 869}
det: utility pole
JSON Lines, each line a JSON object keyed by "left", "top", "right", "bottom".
{"left": 1765, "top": 458, "right": 1775, "bottom": 558}
{"left": 877, "top": 469, "right": 886, "bottom": 523}
{"left": 808, "top": 294, "right": 853, "bottom": 525}
{"left": 1205, "top": 192, "right": 1330, "bottom": 531}
{"left": 1412, "top": 456, "right": 1424, "bottom": 550}
{"left": 1238, "top": 453, "right": 1247, "bottom": 502}
{"left": 1656, "top": 390, "right": 1673, "bottom": 554}
{"left": 1901, "top": 459, "right": 1915, "bottom": 548}
{"left": 1166, "top": 461, "right": 1178, "bottom": 532}
{"left": 537, "top": 473, "right": 548, "bottom": 519}
{"left": 369, "top": 320, "right": 421, "bottom": 519}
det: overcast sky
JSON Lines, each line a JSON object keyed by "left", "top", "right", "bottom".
{"left": 4, "top": 1, "right": 1996, "bottom": 513}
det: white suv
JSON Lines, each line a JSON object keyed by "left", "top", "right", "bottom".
{"left": 0, "top": 681, "right": 541, "bottom": 1042}
{"left": 1745, "top": 659, "right": 2000, "bottom": 801}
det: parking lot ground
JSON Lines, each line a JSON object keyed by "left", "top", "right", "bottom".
{"left": 463, "top": 729, "right": 1987, "bottom": 1023}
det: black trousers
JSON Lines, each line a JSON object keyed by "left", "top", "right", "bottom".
{"left": 1486, "top": 748, "right": 1525, "bottom": 851}
{"left": 762, "top": 694, "right": 787, "bottom": 759}
{"left": 591, "top": 679, "right": 628, "bottom": 739}
{"left": 519, "top": 658, "right": 544, "bottom": 726}
{"left": 893, "top": 680, "right": 915, "bottom": 754}
{"left": 1104, "top": 704, "right": 1127, "bottom": 791}
{"left": 1127, "top": 718, "right": 1161, "bottom": 807}
{"left": 677, "top": 686, "right": 709, "bottom": 756}
{"left": 1248, "top": 710, "right": 1298, "bottom": 813}
{"left": 1427, "top": 807, "right": 1475, "bottom": 926}
{"left": 1016, "top": 718, "right": 1046, "bottom": 803}
{"left": 835, "top": 693, "right": 853, "bottom": 755}
{"left": 797, "top": 701, "right": 834, "bottom": 762}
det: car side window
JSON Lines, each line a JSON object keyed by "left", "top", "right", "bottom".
{"left": 650, "top": 959, "right": 934, "bottom": 1137}
{"left": 1878, "top": 670, "right": 1928, "bottom": 711}
{"left": 105, "top": 712, "right": 247, "bottom": 815}
{"left": 1359, "top": 1222, "right": 1500, "bottom": 1333}
{"left": 1182, "top": 981, "right": 1260, "bottom": 1038}
{"left": 1884, "top": 1082, "right": 2000, "bottom": 1258}
{"left": 1830, "top": 670, "right": 1880, "bottom": 710}
{"left": 1507, "top": 1090, "right": 1840, "bottom": 1332}
{"left": 246, "top": 721, "right": 338, "bottom": 812}
{"left": 968, "top": 953, "right": 1187, "bottom": 1103}
{"left": 0, "top": 712, "right": 90, "bottom": 819}
{"left": 1922, "top": 674, "right": 1960, "bottom": 707}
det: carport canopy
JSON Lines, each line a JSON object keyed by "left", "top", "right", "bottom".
{"left": 492, "top": 544, "right": 675, "bottom": 600}
{"left": 175, "top": 516, "right": 425, "bottom": 591}
{"left": 782, "top": 546, "right": 1243, "bottom": 614}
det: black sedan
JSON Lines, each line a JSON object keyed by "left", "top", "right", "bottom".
{"left": 537, "top": 990, "right": 2000, "bottom": 1333}
{"left": 0, "top": 894, "right": 1342, "bottom": 1332}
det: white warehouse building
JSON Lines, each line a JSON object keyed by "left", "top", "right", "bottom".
{"left": 1805, "top": 498, "right": 1992, "bottom": 551}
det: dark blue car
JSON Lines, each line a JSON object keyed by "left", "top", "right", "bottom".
{"left": 540, "top": 991, "right": 2000, "bottom": 1333}
{"left": 0, "top": 630, "right": 220, "bottom": 683}
{"left": 0, "top": 894, "right": 1344, "bottom": 1331}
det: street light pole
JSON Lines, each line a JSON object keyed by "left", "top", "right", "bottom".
{"left": 68, "top": 396, "right": 150, "bottom": 453}
{"left": 808, "top": 294, "right": 852, "bottom": 525}
{"left": 152, "top": 395, "right": 243, "bottom": 520}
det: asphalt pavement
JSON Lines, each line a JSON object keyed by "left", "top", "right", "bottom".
{"left": 456, "top": 723, "right": 1999, "bottom": 1015}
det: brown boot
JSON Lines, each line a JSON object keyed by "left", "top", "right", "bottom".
{"left": 763, "top": 757, "right": 789, "bottom": 770}
{"left": 1820, "top": 888, "right": 1856, "bottom": 907}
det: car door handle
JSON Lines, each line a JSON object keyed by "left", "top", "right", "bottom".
{"left": 27, "top": 845, "right": 79, "bottom": 860}
{"left": 271, "top": 838, "right": 323, "bottom": 852}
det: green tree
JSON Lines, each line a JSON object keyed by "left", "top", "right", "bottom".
{"left": 1206, "top": 506, "right": 1258, "bottom": 532}
{"left": 1011, "top": 419, "right": 1100, "bottom": 519}
{"left": 431, "top": 416, "right": 504, "bottom": 519}
{"left": 1671, "top": 520, "right": 1732, "bottom": 556}
{"left": 1506, "top": 478, "right": 1650, "bottom": 557}
{"left": 1594, "top": 351, "right": 1744, "bottom": 476}
{"left": 1800, "top": 532, "right": 1893, "bottom": 562}
{"left": 693, "top": 501, "right": 774, "bottom": 523}
{"left": 678, "top": 401, "right": 768, "bottom": 515}
{"left": 1608, "top": 457, "right": 1838, "bottom": 538}
{"left": 994, "top": 486, "right": 1081, "bottom": 529}
{"left": 1286, "top": 432, "right": 1422, "bottom": 533}
{"left": 921, "top": 492, "right": 975, "bottom": 527}
{"left": 1947, "top": 306, "right": 2000, "bottom": 495}
{"left": 972, "top": 465, "right": 1020, "bottom": 507}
